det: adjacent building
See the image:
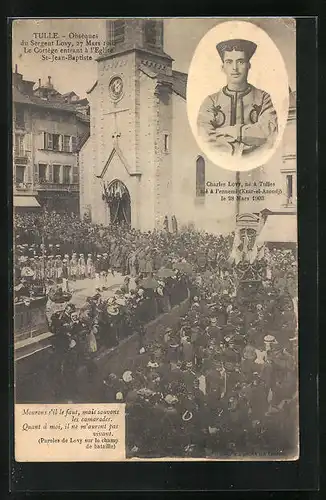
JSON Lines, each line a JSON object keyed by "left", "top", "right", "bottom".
{"left": 80, "top": 19, "right": 296, "bottom": 239}
{"left": 13, "top": 67, "right": 90, "bottom": 213}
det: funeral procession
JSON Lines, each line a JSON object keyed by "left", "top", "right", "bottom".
{"left": 13, "top": 18, "right": 298, "bottom": 459}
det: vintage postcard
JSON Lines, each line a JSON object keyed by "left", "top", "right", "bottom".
{"left": 12, "top": 17, "right": 298, "bottom": 462}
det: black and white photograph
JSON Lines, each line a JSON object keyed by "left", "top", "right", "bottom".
{"left": 188, "top": 20, "right": 290, "bottom": 171}
{"left": 12, "top": 17, "right": 298, "bottom": 461}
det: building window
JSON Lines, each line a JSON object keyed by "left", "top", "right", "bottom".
{"left": 286, "top": 174, "right": 293, "bottom": 204}
{"left": 71, "top": 136, "right": 77, "bottom": 153}
{"left": 15, "top": 165, "right": 25, "bottom": 184}
{"left": 63, "top": 135, "right": 71, "bottom": 153}
{"left": 72, "top": 166, "right": 79, "bottom": 184}
{"left": 14, "top": 134, "right": 25, "bottom": 157}
{"left": 39, "top": 164, "right": 47, "bottom": 183}
{"left": 15, "top": 107, "right": 25, "bottom": 129}
{"left": 63, "top": 165, "right": 71, "bottom": 184}
{"left": 43, "top": 133, "right": 75, "bottom": 152}
{"left": 113, "top": 20, "right": 125, "bottom": 44}
{"left": 164, "top": 133, "right": 169, "bottom": 153}
{"left": 52, "top": 134, "right": 60, "bottom": 151}
{"left": 44, "top": 132, "right": 53, "bottom": 150}
{"left": 53, "top": 164, "right": 61, "bottom": 183}
{"left": 144, "top": 20, "right": 157, "bottom": 46}
{"left": 196, "top": 156, "right": 205, "bottom": 197}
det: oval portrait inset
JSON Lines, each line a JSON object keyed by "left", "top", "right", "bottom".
{"left": 187, "top": 21, "right": 289, "bottom": 172}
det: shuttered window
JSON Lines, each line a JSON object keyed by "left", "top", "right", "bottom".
{"left": 33, "top": 164, "right": 39, "bottom": 183}
{"left": 63, "top": 165, "right": 71, "bottom": 184}
{"left": 72, "top": 166, "right": 79, "bottom": 184}
{"left": 14, "top": 134, "right": 24, "bottom": 157}
{"left": 48, "top": 164, "right": 53, "bottom": 182}
{"left": 71, "top": 136, "right": 77, "bottom": 153}
{"left": 63, "top": 135, "right": 70, "bottom": 152}
{"left": 52, "top": 134, "right": 60, "bottom": 151}
{"left": 38, "top": 164, "right": 47, "bottom": 183}
{"left": 45, "top": 132, "right": 53, "bottom": 150}
{"left": 53, "top": 164, "right": 61, "bottom": 183}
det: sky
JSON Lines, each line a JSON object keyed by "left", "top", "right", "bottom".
{"left": 12, "top": 18, "right": 296, "bottom": 99}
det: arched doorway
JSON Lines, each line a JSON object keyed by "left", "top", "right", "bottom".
{"left": 103, "top": 179, "right": 131, "bottom": 226}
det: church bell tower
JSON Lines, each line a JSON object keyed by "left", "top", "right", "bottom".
{"left": 90, "top": 19, "right": 174, "bottom": 230}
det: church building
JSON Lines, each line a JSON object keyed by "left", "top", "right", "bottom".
{"left": 79, "top": 19, "right": 296, "bottom": 236}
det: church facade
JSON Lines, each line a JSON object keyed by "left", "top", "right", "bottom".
{"left": 79, "top": 19, "right": 296, "bottom": 235}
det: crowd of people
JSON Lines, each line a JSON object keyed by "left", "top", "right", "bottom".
{"left": 14, "top": 211, "right": 298, "bottom": 458}
{"left": 99, "top": 264, "right": 297, "bottom": 458}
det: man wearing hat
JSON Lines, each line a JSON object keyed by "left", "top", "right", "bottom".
{"left": 46, "top": 255, "right": 55, "bottom": 280}
{"left": 197, "top": 38, "right": 278, "bottom": 157}
{"left": 78, "top": 253, "right": 86, "bottom": 280}
{"left": 86, "top": 253, "right": 94, "bottom": 279}
{"left": 62, "top": 258, "right": 69, "bottom": 292}
{"left": 54, "top": 254, "right": 63, "bottom": 282}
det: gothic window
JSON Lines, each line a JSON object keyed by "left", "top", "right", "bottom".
{"left": 144, "top": 20, "right": 157, "bottom": 46}
{"left": 286, "top": 174, "right": 293, "bottom": 205}
{"left": 113, "top": 20, "right": 125, "bottom": 44}
{"left": 164, "top": 133, "right": 169, "bottom": 153}
{"left": 196, "top": 156, "right": 205, "bottom": 197}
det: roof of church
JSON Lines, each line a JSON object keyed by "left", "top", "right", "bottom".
{"left": 76, "top": 129, "right": 91, "bottom": 151}
{"left": 172, "top": 70, "right": 188, "bottom": 100}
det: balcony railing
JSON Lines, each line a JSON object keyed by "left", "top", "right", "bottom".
{"left": 35, "top": 182, "right": 79, "bottom": 192}
{"left": 14, "top": 154, "right": 29, "bottom": 165}
{"left": 14, "top": 182, "right": 38, "bottom": 196}
{"left": 15, "top": 182, "right": 33, "bottom": 191}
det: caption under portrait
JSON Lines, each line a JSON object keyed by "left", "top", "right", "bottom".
{"left": 15, "top": 404, "right": 125, "bottom": 462}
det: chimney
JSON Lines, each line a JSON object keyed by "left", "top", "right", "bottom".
{"left": 48, "top": 76, "right": 52, "bottom": 86}
{"left": 38, "top": 78, "right": 41, "bottom": 87}
{"left": 15, "top": 64, "right": 18, "bottom": 73}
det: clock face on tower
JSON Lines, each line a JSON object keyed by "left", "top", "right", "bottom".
{"left": 109, "top": 76, "right": 124, "bottom": 101}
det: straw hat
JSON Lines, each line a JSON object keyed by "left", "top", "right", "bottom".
{"left": 264, "top": 335, "right": 278, "bottom": 344}
{"left": 164, "top": 394, "right": 178, "bottom": 405}
{"left": 122, "top": 371, "right": 133, "bottom": 383}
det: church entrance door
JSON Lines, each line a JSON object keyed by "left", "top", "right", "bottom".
{"left": 103, "top": 179, "right": 131, "bottom": 226}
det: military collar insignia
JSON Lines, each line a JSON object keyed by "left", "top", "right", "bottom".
{"left": 223, "top": 84, "right": 252, "bottom": 98}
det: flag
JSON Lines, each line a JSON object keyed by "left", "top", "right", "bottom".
{"left": 248, "top": 240, "right": 258, "bottom": 264}
{"left": 242, "top": 230, "right": 250, "bottom": 261}
{"left": 228, "top": 229, "right": 242, "bottom": 264}
{"left": 243, "top": 230, "right": 249, "bottom": 253}
{"left": 257, "top": 243, "right": 266, "bottom": 261}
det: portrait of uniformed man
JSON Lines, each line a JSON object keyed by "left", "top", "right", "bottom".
{"left": 197, "top": 38, "right": 278, "bottom": 157}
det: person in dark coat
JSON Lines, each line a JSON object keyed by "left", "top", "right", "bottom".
{"left": 163, "top": 215, "right": 169, "bottom": 232}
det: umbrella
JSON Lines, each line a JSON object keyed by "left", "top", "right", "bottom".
{"left": 156, "top": 268, "right": 175, "bottom": 278}
{"left": 173, "top": 262, "right": 193, "bottom": 274}
{"left": 139, "top": 277, "right": 159, "bottom": 289}
{"left": 21, "top": 267, "right": 35, "bottom": 277}
{"left": 48, "top": 288, "right": 72, "bottom": 303}
{"left": 106, "top": 304, "right": 120, "bottom": 316}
